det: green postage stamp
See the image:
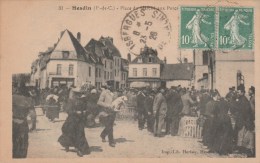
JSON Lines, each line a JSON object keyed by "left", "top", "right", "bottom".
{"left": 180, "top": 7, "right": 216, "bottom": 49}
{"left": 218, "top": 7, "right": 254, "bottom": 50}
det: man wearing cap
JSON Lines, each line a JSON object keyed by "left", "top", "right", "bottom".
{"left": 153, "top": 87, "right": 167, "bottom": 137}
{"left": 97, "top": 84, "right": 117, "bottom": 147}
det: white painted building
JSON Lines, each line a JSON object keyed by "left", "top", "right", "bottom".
{"left": 31, "top": 29, "right": 96, "bottom": 89}
{"left": 193, "top": 50, "right": 254, "bottom": 96}
{"left": 128, "top": 47, "right": 162, "bottom": 88}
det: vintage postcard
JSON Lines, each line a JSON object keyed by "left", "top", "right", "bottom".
{"left": 0, "top": 0, "right": 259, "bottom": 163}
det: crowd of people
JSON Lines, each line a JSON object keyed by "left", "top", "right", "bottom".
{"left": 127, "top": 84, "right": 255, "bottom": 157}
{"left": 12, "top": 81, "right": 255, "bottom": 158}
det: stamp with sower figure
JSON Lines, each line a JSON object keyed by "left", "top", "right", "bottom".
{"left": 121, "top": 6, "right": 172, "bottom": 55}
{"left": 218, "top": 7, "right": 254, "bottom": 50}
{"left": 180, "top": 6, "right": 216, "bottom": 49}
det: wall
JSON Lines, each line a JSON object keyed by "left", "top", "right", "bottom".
{"left": 103, "top": 58, "right": 113, "bottom": 82}
{"left": 128, "top": 64, "right": 160, "bottom": 78}
{"left": 77, "top": 61, "right": 95, "bottom": 86}
{"left": 215, "top": 61, "right": 254, "bottom": 96}
{"left": 46, "top": 60, "right": 77, "bottom": 87}
{"left": 214, "top": 50, "right": 254, "bottom": 96}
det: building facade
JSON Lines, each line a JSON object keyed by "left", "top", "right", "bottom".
{"left": 85, "top": 36, "right": 127, "bottom": 90}
{"left": 31, "top": 29, "right": 96, "bottom": 89}
{"left": 128, "top": 47, "right": 162, "bottom": 88}
{"left": 193, "top": 50, "right": 254, "bottom": 96}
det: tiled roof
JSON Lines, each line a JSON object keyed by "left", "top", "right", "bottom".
{"left": 85, "top": 38, "right": 113, "bottom": 60}
{"left": 131, "top": 46, "right": 163, "bottom": 64}
{"left": 99, "top": 37, "right": 121, "bottom": 57}
{"left": 161, "top": 63, "right": 194, "bottom": 80}
{"left": 66, "top": 30, "right": 95, "bottom": 64}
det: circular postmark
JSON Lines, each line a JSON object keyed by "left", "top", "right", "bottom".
{"left": 120, "top": 6, "right": 172, "bottom": 55}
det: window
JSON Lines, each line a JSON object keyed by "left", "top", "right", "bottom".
{"left": 104, "top": 71, "right": 106, "bottom": 79}
{"left": 69, "top": 64, "right": 73, "bottom": 76}
{"left": 149, "top": 57, "right": 152, "bottom": 63}
{"left": 109, "top": 72, "right": 112, "bottom": 79}
{"left": 95, "top": 68, "right": 98, "bottom": 78}
{"left": 143, "top": 68, "right": 147, "bottom": 77}
{"left": 99, "top": 68, "right": 101, "bottom": 78}
{"left": 115, "top": 70, "right": 117, "bottom": 77}
{"left": 105, "top": 60, "right": 107, "bottom": 68}
{"left": 89, "top": 66, "right": 91, "bottom": 77}
{"left": 57, "top": 64, "right": 62, "bottom": 75}
{"left": 203, "top": 73, "right": 208, "bottom": 78}
{"left": 133, "top": 68, "right": 137, "bottom": 77}
{"left": 203, "top": 51, "right": 209, "bottom": 65}
{"left": 62, "top": 51, "right": 70, "bottom": 59}
{"left": 152, "top": 68, "right": 157, "bottom": 76}
{"left": 110, "top": 62, "right": 113, "bottom": 69}
{"left": 137, "top": 58, "right": 142, "bottom": 63}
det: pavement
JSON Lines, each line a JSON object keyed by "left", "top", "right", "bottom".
{"left": 26, "top": 108, "right": 246, "bottom": 158}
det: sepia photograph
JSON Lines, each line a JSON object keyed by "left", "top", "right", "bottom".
{"left": 0, "top": 0, "right": 259, "bottom": 163}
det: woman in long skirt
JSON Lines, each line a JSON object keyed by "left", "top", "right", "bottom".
{"left": 58, "top": 89, "right": 90, "bottom": 157}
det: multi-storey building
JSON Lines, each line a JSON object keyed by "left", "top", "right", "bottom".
{"left": 85, "top": 36, "right": 125, "bottom": 90}
{"left": 31, "top": 29, "right": 96, "bottom": 88}
{"left": 193, "top": 49, "right": 254, "bottom": 96}
{"left": 128, "top": 46, "right": 163, "bottom": 88}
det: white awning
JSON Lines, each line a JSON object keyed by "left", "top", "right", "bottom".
{"left": 130, "top": 82, "right": 150, "bottom": 88}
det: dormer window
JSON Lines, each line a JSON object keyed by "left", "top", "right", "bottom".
{"left": 137, "top": 58, "right": 142, "bottom": 63}
{"left": 148, "top": 57, "right": 153, "bottom": 63}
{"left": 62, "top": 51, "right": 70, "bottom": 59}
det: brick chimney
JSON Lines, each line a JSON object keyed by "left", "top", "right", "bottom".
{"left": 184, "top": 57, "right": 188, "bottom": 63}
{"left": 164, "top": 57, "right": 167, "bottom": 64}
{"left": 127, "top": 53, "right": 131, "bottom": 62}
{"left": 77, "top": 32, "right": 81, "bottom": 43}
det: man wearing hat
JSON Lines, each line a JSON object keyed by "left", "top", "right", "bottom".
{"left": 165, "top": 86, "right": 183, "bottom": 136}
{"left": 153, "top": 87, "right": 167, "bottom": 137}
{"left": 97, "top": 83, "right": 117, "bottom": 147}
{"left": 233, "top": 84, "right": 254, "bottom": 156}
{"left": 136, "top": 88, "right": 147, "bottom": 130}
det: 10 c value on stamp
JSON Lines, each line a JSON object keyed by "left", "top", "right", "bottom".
{"left": 179, "top": 6, "right": 254, "bottom": 50}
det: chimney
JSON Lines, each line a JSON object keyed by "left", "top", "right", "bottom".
{"left": 164, "top": 57, "right": 167, "bottom": 64}
{"left": 127, "top": 53, "right": 131, "bottom": 62}
{"left": 184, "top": 57, "right": 188, "bottom": 63}
{"left": 108, "top": 36, "right": 113, "bottom": 43}
{"left": 77, "top": 32, "right": 81, "bottom": 43}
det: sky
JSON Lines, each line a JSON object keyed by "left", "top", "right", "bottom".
{"left": 1, "top": 0, "right": 230, "bottom": 74}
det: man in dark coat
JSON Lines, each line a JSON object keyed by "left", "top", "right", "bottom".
{"left": 58, "top": 88, "right": 90, "bottom": 157}
{"left": 136, "top": 89, "right": 147, "bottom": 130}
{"left": 197, "top": 90, "right": 211, "bottom": 115}
{"left": 233, "top": 85, "right": 254, "bottom": 156}
{"left": 165, "top": 86, "right": 183, "bottom": 136}
{"left": 202, "top": 91, "right": 218, "bottom": 148}
{"left": 211, "top": 98, "right": 233, "bottom": 155}
{"left": 145, "top": 90, "right": 155, "bottom": 133}
{"left": 12, "top": 84, "right": 32, "bottom": 158}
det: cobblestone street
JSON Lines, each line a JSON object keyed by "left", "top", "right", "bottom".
{"left": 26, "top": 108, "right": 245, "bottom": 158}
